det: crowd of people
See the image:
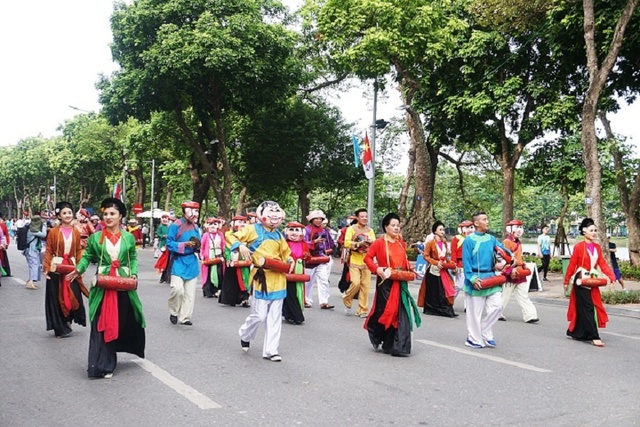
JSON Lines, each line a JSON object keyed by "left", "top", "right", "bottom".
{"left": 0, "top": 198, "right": 622, "bottom": 378}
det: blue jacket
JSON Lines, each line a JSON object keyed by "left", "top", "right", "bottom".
{"left": 166, "top": 218, "right": 201, "bottom": 280}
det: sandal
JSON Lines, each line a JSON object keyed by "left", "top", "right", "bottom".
{"left": 592, "top": 339, "right": 605, "bottom": 347}
{"left": 264, "top": 354, "right": 282, "bottom": 362}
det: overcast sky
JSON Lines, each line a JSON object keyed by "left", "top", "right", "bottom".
{"left": 1, "top": 0, "right": 637, "bottom": 154}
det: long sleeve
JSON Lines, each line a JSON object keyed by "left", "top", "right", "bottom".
{"left": 364, "top": 238, "right": 384, "bottom": 273}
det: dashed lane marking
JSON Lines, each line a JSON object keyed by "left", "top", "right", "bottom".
{"left": 416, "top": 339, "right": 552, "bottom": 373}
{"left": 132, "top": 358, "right": 221, "bottom": 409}
{"left": 600, "top": 331, "right": 640, "bottom": 341}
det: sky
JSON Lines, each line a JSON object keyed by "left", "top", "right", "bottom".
{"left": 1, "top": 0, "right": 638, "bottom": 155}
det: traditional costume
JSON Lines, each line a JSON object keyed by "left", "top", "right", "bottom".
{"left": 127, "top": 219, "right": 143, "bottom": 247}
{"left": 337, "top": 216, "right": 357, "bottom": 294}
{"left": 43, "top": 203, "right": 89, "bottom": 338}
{"left": 462, "top": 217, "right": 511, "bottom": 348}
{"left": 75, "top": 198, "right": 145, "bottom": 378}
{"left": 154, "top": 215, "right": 170, "bottom": 279}
{"left": 200, "top": 217, "right": 226, "bottom": 298}
{"left": 563, "top": 218, "right": 615, "bottom": 345}
{"left": 304, "top": 209, "right": 335, "bottom": 309}
{"left": 450, "top": 220, "right": 474, "bottom": 295}
{"left": 166, "top": 202, "right": 201, "bottom": 326}
{"left": 364, "top": 224, "right": 421, "bottom": 356}
{"left": 231, "top": 201, "right": 292, "bottom": 361}
{"left": 282, "top": 222, "right": 309, "bottom": 324}
{"left": 501, "top": 219, "right": 538, "bottom": 323}
{"left": 418, "top": 221, "right": 457, "bottom": 317}
{"left": 0, "top": 217, "right": 11, "bottom": 277}
{"left": 75, "top": 209, "right": 95, "bottom": 249}
{"left": 218, "top": 215, "right": 251, "bottom": 307}
{"left": 343, "top": 214, "right": 376, "bottom": 317}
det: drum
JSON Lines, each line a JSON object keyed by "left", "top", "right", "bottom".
{"left": 94, "top": 275, "right": 138, "bottom": 291}
{"left": 50, "top": 264, "right": 76, "bottom": 275}
{"left": 202, "top": 257, "right": 222, "bottom": 266}
{"left": 577, "top": 277, "right": 607, "bottom": 287}
{"left": 231, "top": 259, "right": 252, "bottom": 268}
{"left": 306, "top": 256, "right": 330, "bottom": 266}
{"left": 255, "top": 256, "right": 290, "bottom": 273}
{"left": 352, "top": 233, "right": 372, "bottom": 253}
{"left": 384, "top": 269, "right": 416, "bottom": 282}
{"left": 285, "top": 273, "right": 311, "bottom": 282}
{"left": 513, "top": 266, "right": 532, "bottom": 279}
{"left": 440, "top": 260, "right": 457, "bottom": 270}
{"left": 478, "top": 274, "right": 507, "bottom": 289}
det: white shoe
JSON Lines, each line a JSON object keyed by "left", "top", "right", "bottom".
{"left": 344, "top": 307, "right": 352, "bottom": 316}
{"left": 103, "top": 373, "right": 113, "bottom": 379}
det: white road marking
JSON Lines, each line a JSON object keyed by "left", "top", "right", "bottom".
{"left": 132, "top": 358, "right": 221, "bottom": 409}
{"left": 416, "top": 339, "right": 552, "bottom": 373}
{"left": 11, "top": 277, "right": 26, "bottom": 285}
{"left": 600, "top": 331, "right": 640, "bottom": 341}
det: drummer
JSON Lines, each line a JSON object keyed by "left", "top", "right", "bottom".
{"left": 342, "top": 208, "right": 376, "bottom": 317}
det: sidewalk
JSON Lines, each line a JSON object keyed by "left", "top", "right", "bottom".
{"left": 530, "top": 271, "right": 640, "bottom": 319}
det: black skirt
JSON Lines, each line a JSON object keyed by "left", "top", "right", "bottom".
{"left": 88, "top": 291, "right": 145, "bottom": 378}
{"left": 423, "top": 272, "right": 456, "bottom": 317}
{"left": 282, "top": 280, "right": 305, "bottom": 324}
{"left": 202, "top": 264, "right": 223, "bottom": 297}
{"left": 1, "top": 249, "right": 11, "bottom": 277}
{"left": 45, "top": 274, "right": 86, "bottom": 337}
{"left": 367, "top": 278, "right": 412, "bottom": 356}
{"left": 218, "top": 267, "right": 250, "bottom": 306}
{"left": 567, "top": 285, "right": 600, "bottom": 341}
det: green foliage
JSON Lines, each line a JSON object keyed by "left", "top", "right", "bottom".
{"left": 618, "top": 260, "right": 640, "bottom": 281}
{"left": 405, "top": 248, "right": 418, "bottom": 261}
{"left": 601, "top": 290, "right": 640, "bottom": 305}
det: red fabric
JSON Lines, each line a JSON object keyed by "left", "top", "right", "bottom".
{"left": 61, "top": 255, "right": 72, "bottom": 314}
{"left": 97, "top": 260, "right": 121, "bottom": 343}
{"left": 236, "top": 268, "right": 247, "bottom": 292}
{"left": 450, "top": 235, "right": 463, "bottom": 268}
{"left": 565, "top": 241, "right": 614, "bottom": 331}
{"left": 376, "top": 281, "right": 400, "bottom": 330}
{"left": 154, "top": 249, "right": 169, "bottom": 272}
{"left": 441, "top": 270, "right": 456, "bottom": 298}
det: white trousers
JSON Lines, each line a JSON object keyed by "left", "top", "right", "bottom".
{"left": 239, "top": 298, "right": 283, "bottom": 358}
{"left": 465, "top": 291, "right": 502, "bottom": 346}
{"left": 304, "top": 262, "right": 331, "bottom": 305}
{"left": 168, "top": 275, "right": 197, "bottom": 323}
{"left": 501, "top": 282, "right": 538, "bottom": 322}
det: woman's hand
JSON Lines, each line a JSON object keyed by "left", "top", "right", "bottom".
{"left": 65, "top": 270, "right": 79, "bottom": 282}
{"left": 376, "top": 267, "right": 387, "bottom": 279}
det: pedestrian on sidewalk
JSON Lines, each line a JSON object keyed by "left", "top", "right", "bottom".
{"left": 563, "top": 218, "right": 615, "bottom": 347}
{"left": 607, "top": 234, "right": 625, "bottom": 290}
{"left": 537, "top": 226, "right": 551, "bottom": 281}
{"left": 141, "top": 223, "right": 149, "bottom": 249}
{"left": 23, "top": 215, "right": 47, "bottom": 290}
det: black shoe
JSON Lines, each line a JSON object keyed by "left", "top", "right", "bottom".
{"left": 241, "top": 340, "right": 250, "bottom": 352}
{"left": 498, "top": 316, "right": 507, "bottom": 321}
{"left": 170, "top": 315, "right": 178, "bottom": 324}
{"left": 526, "top": 318, "right": 540, "bottom": 324}
{"left": 181, "top": 320, "right": 193, "bottom": 326}
{"left": 543, "top": 278, "right": 549, "bottom": 282}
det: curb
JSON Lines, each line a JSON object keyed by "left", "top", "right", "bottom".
{"left": 531, "top": 296, "right": 640, "bottom": 319}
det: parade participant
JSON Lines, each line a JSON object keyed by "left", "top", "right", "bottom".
{"left": 418, "top": 221, "right": 458, "bottom": 318}
{"left": 304, "top": 209, "right": 335, "bottom": 309}
{"left": 462, "top": 211, "right": 511, "bottom": 349}
{"left": 0, "top": 213, "right": 11, "bottom": 277}
{"left": 283, "top": 221, "right": 310, "bottom": 324}
{"left": 74, "top": 208, "right": 95, "bottom": 249}
{"left": 247, "top": 212, "right": 258, "bottom": 224}
{"left": 68, "top": 197, "right": 144, "bottom": 379}
{"left": 229, "top": 201, "right": 292, "bottom": 362}
{"left": 127, "top": 219, "right": 143, "bottom": 247}
{"left": 200, "top": 217, "right": 225, "bottom": 298}
{"left": 166, "top": 202, "right": 201, "bottom": 326}
{"left": 364, "top": 213, "right": 421, "bottom": 356}
{"left": 90, "top": 215, "right": 101, "bottom": 232}
{"left": 563, "top": 218, "right": 615, "bottom": 347}
{"left": 42, "top": 202, "right": 88, "bottom": 338}
{"left": 0, "top": 226, "right": 6, "bottom": 284}
{"left": 451, "top": 220, "right": 474, "bottom": 294}
{"left": 337, "top": 216, "right": 358, "bottom": 294}
{"left": 23, "top": 215, "right": 47, "bottom": 290}
{"left": 154, "top": 214, "right": 170, "bottom": 264}
{"left": 219, "top": 215, "right": 251, "bottom": 307}
{"left": 500, "top": 219, "right": 539, "bottom": 323}
{"left": 537, "top": 225, "right": 551, "bottom": 281}
{"left": 343, "top": 209, "right": 376, "bottom": 317}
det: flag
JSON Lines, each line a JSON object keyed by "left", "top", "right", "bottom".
{"left": 352, "top": 134, "right": 361, "bottom": 167}
{"left": 113, "top": 182, "right": 123, "bottom": 202}
{"left": 362, "top": 132, "right": 374, "bottom": 180}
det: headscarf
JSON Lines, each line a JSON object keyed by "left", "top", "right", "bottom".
{"left": 29, "top": 215, "right": 43, "bottom": 232}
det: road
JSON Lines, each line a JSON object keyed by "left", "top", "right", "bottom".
{"left": 1, "top": 244, "right": 639, "bottom": 426}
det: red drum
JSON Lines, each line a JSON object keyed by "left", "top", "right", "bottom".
{"left": 306, "top": 256, "right": 330, "bottom": 266}
{"left": 202, "top": 257, "right": 222, "bottom": 266}
{"left": 440, "top": 260, "right": 457, "bottom": 270}
{"left": 325, "top": 249, "right": 333, "bottom": 255}
{"left": 577, "top": 277, "right": 608, "bottom": 287}
{"left": 384, "top": 269, "right": 416, "bottom": 282}
{"left": 513, "top": 266, "right": 532, "bottom": 279}
{"left": 353, "top": 233, "right": 372, "bottom": 253}
{"left": 494, "top": 247, "right": 513, "bottom": 265}
{"left": 255, "top": 256, "right": 290, "bottom": 273}
{"left": 285, "top": 273, "right": 311, "bottom": 282}
{"left": 232, "top": 259, "right": 252, "bottom": 268}
{"left": 478, "top": 275, "right": 507, "bottom": 289}
{"left": 51, "top": 264, "right": 76, "bottom": 275}
{"left": 95, "top": 275, "right": 138, "bottom": 291}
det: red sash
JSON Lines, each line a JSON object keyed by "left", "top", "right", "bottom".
{"left": 97, "top": 260, "right": 121, "bottom": 343}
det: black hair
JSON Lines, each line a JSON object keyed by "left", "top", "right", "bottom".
{"left": 579, "top": 218, "right": 595, "bottom": 235}
{"left": 354, "top": 208, "right": 367, "bottom": 217}
{"left": 472, "top": 211, "right": 486, "bottom": 222}
{"left": 381, "top": 213, "right": 400, "bottom": 232}
{"left": 55, "top": 202, "right": 74, "bottom": 217}
{"left": 101, "top": 197, "right": 127, "bottom": 217}
{"left": 432, "top": 220, "right": 445, "bottom": 234}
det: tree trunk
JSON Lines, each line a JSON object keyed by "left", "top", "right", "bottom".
{"left": 164, "top": 186, "right": 172, "bottom": 212}
{"left": 298, "top": 188, "right": 310, "bottom": 223}
{"left": 581, "top": 0, "right": 638, "bottom": 252}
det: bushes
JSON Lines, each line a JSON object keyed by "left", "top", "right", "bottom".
{"left": 601, "top": 290, "right": 640, "bottom": 305}
{"left": 617, "top": 261, "right": 640, "bottom": 280}
{"left": 523, "top": 255, "right": 562, "bottom": 273}
{"left": 406, "top": 248, "right": 418, "bottom": 261}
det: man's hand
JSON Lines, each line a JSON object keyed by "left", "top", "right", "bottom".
{"left": 473, "top": 279, "right": 483, "bottom": 290}
{"left": 238, "top": 244, "right": 251, "bottom": 261}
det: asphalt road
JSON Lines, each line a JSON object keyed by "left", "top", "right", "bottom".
{"left": 1, "top": 244, "right": 639, "bottom": 427}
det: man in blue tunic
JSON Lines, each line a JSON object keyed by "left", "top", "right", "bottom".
{"left": 462, "top": 211, "right": 511, "bottom": 349}
{"left": 167, "top": 201, "right": 201, "bottom": 326}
